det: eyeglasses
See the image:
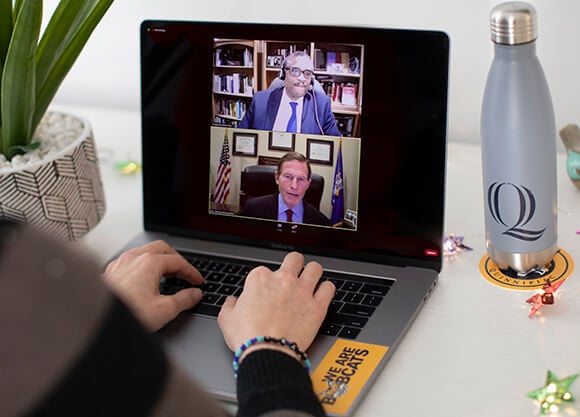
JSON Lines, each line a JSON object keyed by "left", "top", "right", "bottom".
{"left": 285, "top": 66, "right": 314, "bottom": 79}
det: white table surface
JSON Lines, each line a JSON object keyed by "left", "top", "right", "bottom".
{"left": 67, "top": 103, "right": 580, "bottom": 417}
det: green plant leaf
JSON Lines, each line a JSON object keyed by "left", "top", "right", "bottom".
{"left": 33, "top": 0, "right": 113, "bottom": 129}
{"left": 0, "top": 0, "right": 13, "bottom": 133}
{"left": 36, "top": 0, "right": 96, "bottom": 92}
{"left": 6, "top": 141, "right": 40, "bottom": 159}
{"left": 13, "top": 0, "right": 24, "bottom": 22}
{"left": 0, "top": 0, "right": 42, "bottom": 156}
{"left": 0, "top": 0, "right": 12, "bottom": 67}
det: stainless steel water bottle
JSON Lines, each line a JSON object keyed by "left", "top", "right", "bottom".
{"left": 481, "top": 1, "right": 557, "bottom": 274}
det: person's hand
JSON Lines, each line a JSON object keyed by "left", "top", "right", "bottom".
{"left": 103, "top": 240, "right": 204, "bottom": 332}
{"left": 217, "top": 252, "right": 335, "bottom": 361}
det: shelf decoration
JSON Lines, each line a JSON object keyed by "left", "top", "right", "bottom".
{"left": 443, "top": 234, "right": 472, "bottom": 257}
{"left": 527, "top": 370, "right": 578, "bottom": 415}
{"left": 525, "top": 278, "right": 565, "bottom": 318}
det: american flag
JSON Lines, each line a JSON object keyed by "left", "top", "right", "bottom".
{"left": 214, "top": 130, "right": 231, "bottom": 204}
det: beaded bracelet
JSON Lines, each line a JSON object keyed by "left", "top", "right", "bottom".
{"left": 232, "top": 336, "right": 311, "bottom": 378}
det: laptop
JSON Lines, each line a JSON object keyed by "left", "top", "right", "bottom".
{"left": 125, "top": 20, "right": 449, "bottom": 416}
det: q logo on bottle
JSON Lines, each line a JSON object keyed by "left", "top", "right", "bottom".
{"left": 488, "top": 182, "right": 546, "bottom": 241}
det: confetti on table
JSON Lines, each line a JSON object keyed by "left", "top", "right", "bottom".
{"left": 527, "top": 370, "right": 578, "bottom": 415}
{"left": 443, "top": 234, "right": 473, "bottom": 257}
{"left": 525, "top": 279, "right": 565, "bottom": 318}
{"left": 115, "top": 160, "right": 142, "bottom": 175}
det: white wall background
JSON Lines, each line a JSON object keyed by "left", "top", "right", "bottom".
{"left": 45, "top": 0, "right": 580, "bottom": 146}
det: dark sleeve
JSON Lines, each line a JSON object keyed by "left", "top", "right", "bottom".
{"left": 237, "top": 194, "right": 276, "bottom": 220}
{"left": 304, "top": 202, "right": 332, "bottom": 227}
{"left": 239, "top": 97, "right": 255, "bottom": 129}
{"left": 0, "top": 222, "right": 227, "bottom": 417}
{"left": 237, "top": 196, "right": 254, "bottom": 217}
{"left": 318, "top": 93, "right": 341, "bottom": 137}
{"left": 236, "top": 350, "right": 327, "bottom": 417}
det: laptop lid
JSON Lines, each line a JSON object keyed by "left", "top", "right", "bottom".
{"left": 140, "top": 21, "right": 449, "bottom": 273}
{"left": 139, "top": 21, "right": 449, "bottom": 416}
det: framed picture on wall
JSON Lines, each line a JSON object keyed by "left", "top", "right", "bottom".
{"left": 233, "top": 132, "right": 258, "bottom": 156}
{"left": 268, "top": 132, "right": 295, "bottom": 151}
{"left": 306, "top": 138, "right": 334, "bottom": 165}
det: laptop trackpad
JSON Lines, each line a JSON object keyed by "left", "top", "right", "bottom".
{"left": 159, "top": 313, "right": 236, "bottom": 401}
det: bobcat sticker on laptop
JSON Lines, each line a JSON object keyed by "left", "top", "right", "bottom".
{"left": 311, "top": 340, "right": 388, "bottom": 415}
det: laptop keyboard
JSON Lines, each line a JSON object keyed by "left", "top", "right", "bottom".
{"left": 159, "top": 252, "right": 394, "bottom": 340}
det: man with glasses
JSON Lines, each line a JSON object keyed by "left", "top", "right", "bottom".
{"left": 239, "top": 51, "right": 341, "bottom": 136}
{"left": 238, "top": 152, "right": 332, "bottom": 226}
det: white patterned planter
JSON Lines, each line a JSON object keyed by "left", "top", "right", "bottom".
{"left": 0, "top": 112, "right": 106, "bottom": 241}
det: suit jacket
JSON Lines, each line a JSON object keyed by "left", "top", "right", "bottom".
{"left": 238, "top": 193, "right": 332, "bottom": 227}
{"left": 239, "top": 87, "right": 342, "bottom": 137}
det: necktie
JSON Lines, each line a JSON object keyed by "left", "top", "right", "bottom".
{"left": 286, "top": 102, "right": 297, "bottom": 132}
{"left": 285, "top": 209, "right": 293, "bottom": 222}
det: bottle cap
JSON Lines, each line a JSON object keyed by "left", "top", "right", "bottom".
{"left": 490, "top": 1, "right": 537, "bottom": 45}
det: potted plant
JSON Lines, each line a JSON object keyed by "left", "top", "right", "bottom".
{"left": 0, "top": 0, "right": 113, "bottom": 240}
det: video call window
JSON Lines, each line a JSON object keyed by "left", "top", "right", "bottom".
{"left": 209, "top": 38, "right": 364, "bottom": 231}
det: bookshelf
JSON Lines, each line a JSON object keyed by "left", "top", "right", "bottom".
{"left": 312, "top": 42, "right": 364, "bottom": 137}
{"left": 212, "top": 39, "right": 258, "bottom": 127}
{"left": 212, "top": 39, "right": 364, "bottom": 136}
{"left": 262, "top": 41, "right": 364, "bottom": 137}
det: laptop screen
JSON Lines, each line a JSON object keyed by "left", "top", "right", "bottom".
{"left": 140, "top": 21, "right": 449, "bottom": 270}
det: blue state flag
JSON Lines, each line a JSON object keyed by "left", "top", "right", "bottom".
{"left": 331, "top": 140, "right": 345, "bottom": 227}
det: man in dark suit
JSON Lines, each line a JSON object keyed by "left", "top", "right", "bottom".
{"left": 239, "top": 51, "right": 341, "bottom": 137}
{"left": 238, "top": 152, "right": 332, "bottom": 227}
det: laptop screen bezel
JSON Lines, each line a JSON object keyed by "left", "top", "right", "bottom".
{"left": 140, "top": 21, "right": 449, "bottom": 272}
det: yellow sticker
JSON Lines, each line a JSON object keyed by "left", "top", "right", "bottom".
{"left": 311, "top": 339, "right": 389, "bottom": 415}
{"left": 478, "top": 248, "right": 574, "bottom": 290}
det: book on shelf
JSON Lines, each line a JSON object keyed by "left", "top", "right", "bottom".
{"left": 215, "top": 48, "right": 221, "bottom": 66}
{"left": 214, "top": 116, "right": 241, "bottom": 128}
{"left": 332, "top": 83, "right": 342, "bottom": 104}
{"left": 318, "top": 78, "right": 358, "bottom": 107}
{"left": 213, "top": 73, "right": 253, "bottom": 96}
{"left": 215, "top": 99, "right": 248, "bottom": 120}
{"left": 314, "top": 49, "right": 326, "bottom": 69}
{"left": 317, "top": 76, "right": 334, "bottom": 95}
{"left": 325, "top": 51, "right": 336, "bottom": 70}
{"left": 340, "top": 52, "right": 350, "bottom": 67}
{"left": 243, "top": 48, "right": 252, "bottom": 66}
{"left": 341, "top": 83, "right": 357, "bottom": 106}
